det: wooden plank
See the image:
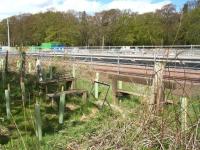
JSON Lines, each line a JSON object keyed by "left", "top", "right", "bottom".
{"left": 117, "top": 89, "right": 146, "bottom": 97}
{"left": 46, "top": 89, "right": 87, "bottom": 98}
{"left": 172, "top": 83, "right": 200, "bottom": 97}
{"left": 108, "top": 73, "right": 200, "bottom": 96}
{"left": 108, "top": 74, "right": 152, "bottom": 85}
{"left": 39, "top": 77, "right": 75, "bottom": 85}
{"left": 108, "top": 73, "right": 175, "bottom": 89}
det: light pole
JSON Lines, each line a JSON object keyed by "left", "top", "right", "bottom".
{"left": 7, "top": 18, "right": 10, "bottom": 47}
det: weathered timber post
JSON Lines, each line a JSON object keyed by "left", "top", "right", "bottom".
{"left": 7, "top": 84, "right": 10, "bottom": 92}
{"left": 82, "top": 92, "right": 87, "bottom": 103}
{"left": 16, "top": 60, "right": 21, "bottom": 71}
{"left": 71, "top": 64, "right": 76, "bottom": 89}
{"left": 72, "top": 64, "right": 76, "bottom": 78}
{"left": 19, "top": 51, "right": 26, "bottom": 103}
{"left": 20, "top": 81, "right": 26, "bottom": 103}
{"left": 5, "top": 89, "right": 11, "bottom": 119}
{"left": 1, "top": 59, "right": 5, "bottom": 89}
{"left": 42, "top": 68, "right": 47, "bottom": 81}
{"left": 118, "top": 81, "right": 123, "bottom": 90}
{"left": 0, "top": 59, "right": 4, "bottom": 70}
{"left": 5, "top": 50, "right": 8, "bottom": 73}
{"left": 149, "top": 62, "right": 165, "bottom": 112}
{"left": 95, "top": 72, "right": 99, "bottom": 99}
{"left": 180, "top": 97, "right": 188, "bottom": 132}
{"left": 61, "top": 85, "right": 64, "bottom": 92}
{"left": 59, "top": 93, "right": 66, "bottom": 124}
{"left": 36, "top": 58, "right": 43, "bottom": 82}
{"left": 20, "top": 51, "right": 26, "bottom": 81}
{"left": 35, "top": 103, "right": 42, "bottom": 141}
{"left": 28, "top": 62, "right": 32, "bottom": 73}
{"left": 112, "top": 78, "right": 118, "bottom": 105}
{"left": 49, "top": 65, "right": 53, "bottom": 79}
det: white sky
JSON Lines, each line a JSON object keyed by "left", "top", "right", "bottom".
{"left": 0, "top": 0, "right": 171, "bottom": 20}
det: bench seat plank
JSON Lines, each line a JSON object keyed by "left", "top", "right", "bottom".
{"left": 117, "top": 89, "right": 146, "bottom": 97}
{"left": 46, "top": 89, "right": 87, "bottom": 98}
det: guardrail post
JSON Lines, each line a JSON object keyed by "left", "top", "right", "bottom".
{"left": 95, "top": 72, "right": 99, "bottom": 99}
{"left": 180, "top": 97, "right": 188, "bottom": 132}
{"left": 150, "top": 61, "right": 165, "bottom": 112}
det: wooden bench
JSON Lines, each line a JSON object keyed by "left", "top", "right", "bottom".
{"left": 39, "top": 77, "right": 76, "bottom": 95}
{"left": 39, "top": 77, "right": 75, "bottom": 85}
{"left": 46, "top": 89, "right": 88, "bottom": 103}
{"left": 117, "top": 89, "right": 146, "bottom": 97}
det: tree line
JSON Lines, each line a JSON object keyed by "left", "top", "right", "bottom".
{"left": 0, "top": 0, "right": 200, "bottom": 46}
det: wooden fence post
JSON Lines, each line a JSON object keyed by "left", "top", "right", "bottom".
{"left": 95, "top": 72, "right": 99, "bottom": 99}
{"left": 72, "top": 64, "right": 76, "bottom": 78}
{"left": 5, "top": 50, "right": 8, "bottom": 73}
{"left": 49, "top": 65, "right": 53, "bottom": 79}
{"left": 112, "top": 78, "right": 118, "bottom": 105}
{"left": 35, "top": 103, "right": 42, "bottom": 141}
{"left": 17, "top": 60, "right": 21, "bottom": 71}
{"left": 71, "top": 64, "right": 76, "bottom": 89}
{"left": 149, "top": 62, "right": 165, "bottom": 112}
{"left": 180, "top": 97, "right": 188, "bottom": 132}
{"left": 36, "top": 58, "right": 43, "bottom": 81}
{"left": 28, "top": 62, "right": 32, "bottom": 73}
{"left": 0, "top": 59, "right": 4, "bottom": 70}
{"left": 5, "top": 89, "right": 11, "bottom": 119}
{"left": 118, "top": 81, "right": 123, "bottom": 90}
{"left": 59, "top": 93, "right": 66, "bottom": 124}
{"left": 1, "top": 59, "right": 5, "bottom": 89}
{"left": 20, "top": 81, "right": 26, "bottom": 103}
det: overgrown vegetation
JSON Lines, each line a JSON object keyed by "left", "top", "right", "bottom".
{"left": 0, "top": 57, "right": 199, "bottom": 149}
